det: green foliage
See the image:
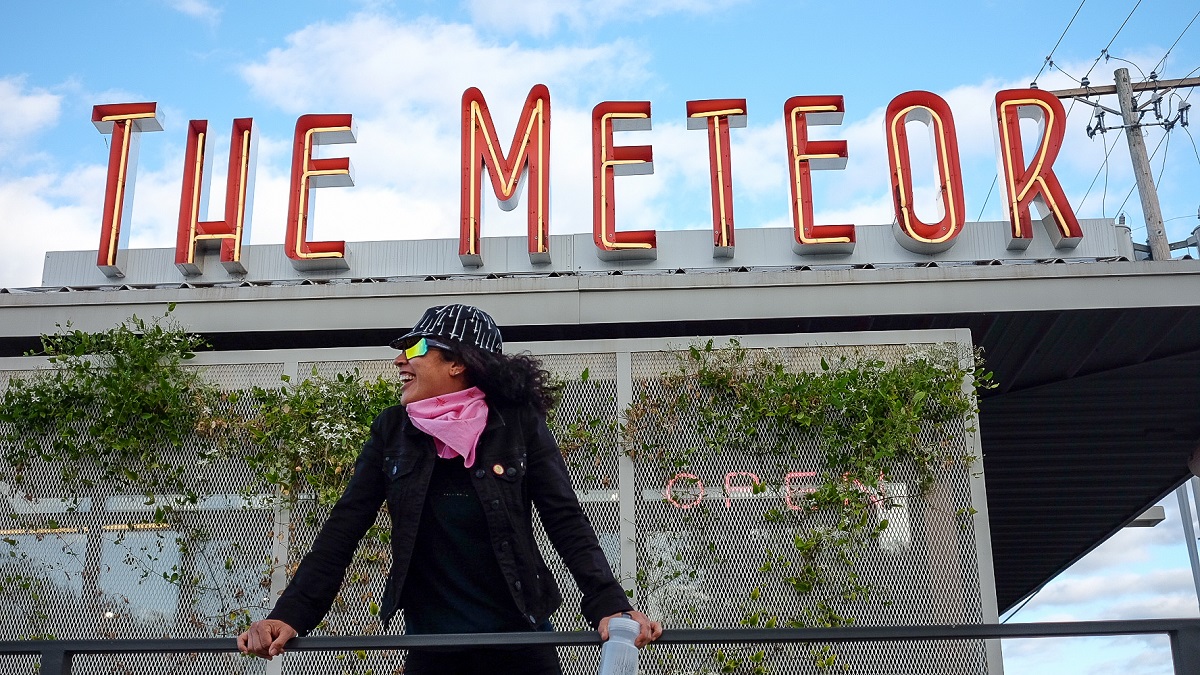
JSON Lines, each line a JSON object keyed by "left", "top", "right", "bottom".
{"left": 546, "top": 367, "right": 620, "bottom": 489}
{"left": 241, "top": 369, "right": 403, "bottom": 510}
{"left": 623, "top": 339, "right": 990, "bottom": 672}
{"left": 0, "top": 306, "right": 222, "bottom": 512}
{"left": 0, "top": 314, "right": 991, "bottom": 668}
{"left": 627, "top": 340, "right": 983, "bottom": 491}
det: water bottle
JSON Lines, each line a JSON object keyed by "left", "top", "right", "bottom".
{"left": 598, "top": 614, "right": 640, "bottom": 675}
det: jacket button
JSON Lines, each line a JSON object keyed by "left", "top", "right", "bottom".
{"left": 500, "top": 541, "right": 509, "bottom": 551}
{"left": 528, "top": 614, "right": 537, "bottom": 624}
{"left": 514, "top": 580, "right": 522, "bottom": 590}
{"left": 491, "top": 499, "right": 500, "bottom": 510}
{"left": 474, "top": 469, "right": 485, "bottom": 479}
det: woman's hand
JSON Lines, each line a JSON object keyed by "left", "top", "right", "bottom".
{"left": 237, "top": 619, "right": 298, "bottom": 659}
{"left": 598, "top": 610, "right": 662, "bottom": 648}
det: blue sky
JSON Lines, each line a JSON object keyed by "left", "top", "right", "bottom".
{"left": 2, "top": 0, "right": 1199, "bottom": 289}
{"left": 1, "top": 0, "right": 1199, "bottom": 670}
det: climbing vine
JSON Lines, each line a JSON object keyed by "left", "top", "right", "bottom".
{"left": 623, "top": 340, "right": 992, "bottom": 672}
{"left": 239, "top": 368, "right": 403, "bottom": 633}
{"left": 0, "top": 305, "right": 223, "bottom": 514}
{"left": 0, "top": 307, "right": 246, "bottom": 638}
{"left": 241, "top": 369, "right": 403, "bottom": 513}
{"left": 0, "top": 317, "right": 994, "bottom": 675}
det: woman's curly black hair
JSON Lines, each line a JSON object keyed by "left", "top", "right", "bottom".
{"left": 452, "top": 345, "right": 560, "bottom": 415}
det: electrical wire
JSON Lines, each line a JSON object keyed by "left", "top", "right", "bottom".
{"left": 1154, "top": 125, "right": 1172, "bottom": 191}
{"left": 1115, "top": 127, "right": 1170, "bottom": 216}
{"left": 1079, "top": 127, "right": 1125, "bottom": 218}
{"left": 975, "top": 175, "right": 998, "bottom": 222}
{"left": 1082, "top": 0, "right": 1144, "bottom": 82}
{"left": 1050, "top": 62, "right": 1085, "bottom": 87}
{"left": 1107, "top": 55, "right": 1145, "bottom": 80}
{"left": 1183, "top": 123, "right": 1200, "bottom": 170}
{"left": 1152, "top": 8, "right": 1200, "bottom": 76}
{"left": 1033, "top": 0, "right": 1089, "bottom": 85}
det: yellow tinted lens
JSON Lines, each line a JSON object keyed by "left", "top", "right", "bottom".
{"left": 404, "top": 338, "right": 429, "bottom": 359}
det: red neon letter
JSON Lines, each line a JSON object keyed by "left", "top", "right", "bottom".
{"left": 176, "top": 118, "right": 257, "bottom": 276}
{"left": 724, "top": 471, "right": 761, "bottom": 508}
{"left": 784, "top": 96, "right": 854, "bottom": 254}
{"left": 460, "top": 85, "right": 551, "bottom": 267}
{"left": 665, "top": 473, "right": 704, "bottom": 510}
{"left": 92, "top": 102, "right": 163, "bottom": 278}
{"left": 592, "top": 101, "right": 656, "bottom": 260}
{"left": 687, "top": 99, "right": 746, "bottom": 258}
{"left": 886, "top": 91, "right": 966, "bottom": 253}
{"left": 783, "top": 471, "right": 818, "bottom": 511}
{"left": 284, "top": 114, "right": 355, "bottom": 271}
{"left": 994, "top": 88, "right": 1083, "bottom": 250}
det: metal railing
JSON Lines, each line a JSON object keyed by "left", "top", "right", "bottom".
{"left": 2, "top": 618, "right": 1198, "bottom": 674}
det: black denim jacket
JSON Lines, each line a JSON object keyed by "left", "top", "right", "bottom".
{"left": 266, "top": 402, "right": 632, "bottom": 634}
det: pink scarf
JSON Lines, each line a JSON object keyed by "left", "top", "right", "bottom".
{"left": 405, "top": 387, "right": 489, "bottom": 468}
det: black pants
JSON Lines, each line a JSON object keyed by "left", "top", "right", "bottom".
{"left": 405, "top": 645, "right": 563, "bottom": 675}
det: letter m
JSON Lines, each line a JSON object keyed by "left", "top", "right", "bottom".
{"left": 460, "top": 84, "right": 551, "bottom": 267}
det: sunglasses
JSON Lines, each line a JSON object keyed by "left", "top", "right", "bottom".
{"left": 401, "top": 337, "right": 452, "bottom": 360}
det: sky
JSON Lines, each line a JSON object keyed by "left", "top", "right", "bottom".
{"left": 1, "top": 0, "right": 1199, "bottom": 671}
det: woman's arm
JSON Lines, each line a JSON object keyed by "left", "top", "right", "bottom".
{"left": 522, "top": 410, "right": 637, "bottom": 625}
{"left": 242, "top": 408, "right": 394, "bottom": 643}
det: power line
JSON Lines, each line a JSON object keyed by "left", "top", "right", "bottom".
{"left": 1115, "top": 125, "right": 1169, "bottom": 216}
{"left": 1154, "top": 125, "right": 1172, "bottom": 191}
{"left": 1033, "top": 0, "right": 1090, "bottom": 85}
{"left": 1082, "top": 0, "right": 1143, "bottom": 82}
{"left": 975, "top": 175, "right": 998, "bottom": 222}
{"left": 1152, "top": 8, "right": 1200, "bottom": 77}
{"left": 1183, "top": 122, "right": 1200, "bottom": 169}
{"left": 1079, "top": 127, "right": 1125, "bottom": 217}
{"left": 1107, "top": 55, "right": 1145, "bottom": 80}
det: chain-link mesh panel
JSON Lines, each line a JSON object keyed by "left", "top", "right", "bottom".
{"left": 0, "top": 655, "right": 39, "bottom": 675}
{"left": 0, "top": 370, "right": 43, "bottom": 395}
{"left": 0, "top": 338, "right": 991, "bottom": 674}
{"left": 64, "top": 652, "right": 267, "bottom": 675}
{"left": 535, "top": 352, "right": 621, "bottom": 674}
{"left": 629, "top": 343, "right": 989, "bottom": 675}
{"left": 0, "top": 364, "right": 281, "bottom": 675}
{"left": 300, "top": 360, "right": 396, "bottom": 382}
{"left": 195, "top": 363, "right": 287, "bottom": 391}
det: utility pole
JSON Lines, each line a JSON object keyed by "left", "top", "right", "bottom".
{"left": 1114, "top": 68, "right": 1170, "bottom": 260}
{"left": 1051, "top": 73, "right": 1199, "bottom": 261}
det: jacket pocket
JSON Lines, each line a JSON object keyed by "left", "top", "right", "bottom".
{"left": 384, "top": 453, "right": 419, "bottom": 481}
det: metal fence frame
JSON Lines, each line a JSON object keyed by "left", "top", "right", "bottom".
{"left": 2, "top": 619, "right": 1199, "bottom": 675}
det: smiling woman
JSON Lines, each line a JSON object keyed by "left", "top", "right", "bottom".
{"left": 392, "top": 337, "right": 470, "bottom": 406}
{"left": 237, "top": 303, "right": 662, "bottom": 674}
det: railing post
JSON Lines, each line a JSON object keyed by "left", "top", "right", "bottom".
{"left": 40, "top": 647, "right": 72, "bottom": 675}
{"left": 1171, "top": 626, "right": 1200, "bottom": 674}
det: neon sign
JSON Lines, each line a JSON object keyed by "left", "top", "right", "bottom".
{"left": 661, "top": 470, "right": 891, "bottom": 512}
{"left": 87, "top": 86, "right": 1081, "bottom": 279}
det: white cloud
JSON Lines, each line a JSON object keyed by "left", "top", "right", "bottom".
{"left": 234, "top": 12, "right": 658, "bottom": 247}
{"left": 1004, "top": 636, "right": 1176, "bottom": 675}
{"left": 1032, "top": 568, "right": 1195, "bottom": 610}
{"left": 464, "top": 0, "right": 748, "bottom": 36}
{"left": 0, "top": 77, "right": 62, "bottom": 156}
{"left": 242, "top": 14, "right": 645, "bottom": 115}
{"left": 0, "top": 168, "right": 104, "bottom": 288}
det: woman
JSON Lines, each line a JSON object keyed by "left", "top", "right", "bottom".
{"left": 237, "top": 304, "right": 661, "bottom": 673}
